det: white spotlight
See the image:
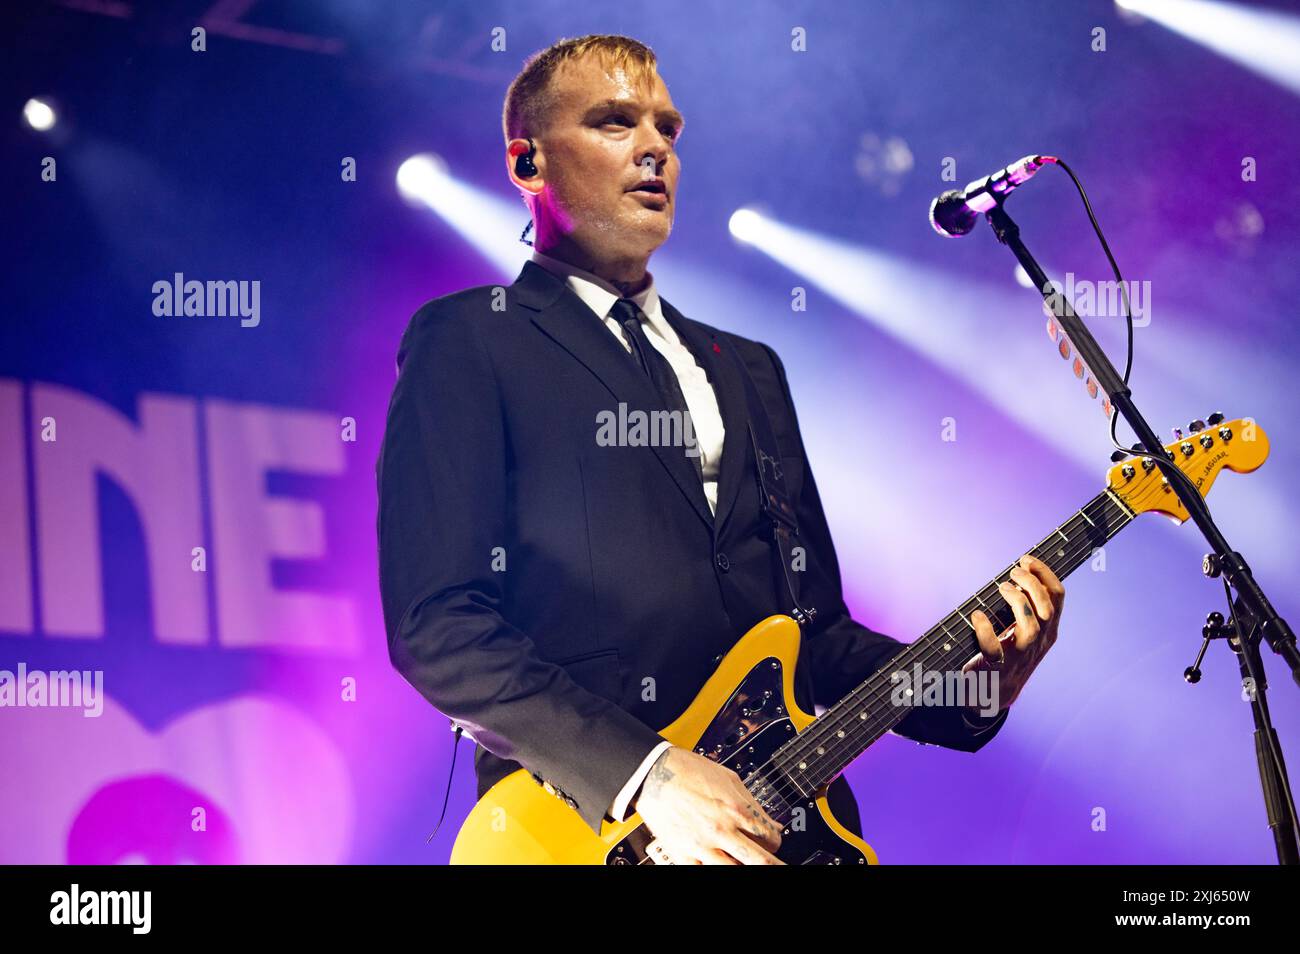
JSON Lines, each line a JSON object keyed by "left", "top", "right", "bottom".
{"left": 396, "top": 153, "right": 449, "bottom": 202}
{"left": 728, "top": 208, "right": 764, "bottom": 244}
{"left": 23, "top": 98, "right": 56, "bottom": 131}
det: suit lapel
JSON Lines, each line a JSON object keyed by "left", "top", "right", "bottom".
{"left": 513, "top": 260, "right": 715, "bottom": 532}
{"left": 657, "top": 296, "right": 752, "bottom": 539}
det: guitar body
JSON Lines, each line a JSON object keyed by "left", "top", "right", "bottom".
{"left": 450, "top": 615, "right": 877, "bottom": 865}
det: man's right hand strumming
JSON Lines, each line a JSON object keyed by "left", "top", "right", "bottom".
{"left": 629, "top": 746, "right": 786, "bottom": 865}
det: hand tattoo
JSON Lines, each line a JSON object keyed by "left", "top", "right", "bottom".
{"left": 641, "top": 749, "right": 674, "bottom": 800}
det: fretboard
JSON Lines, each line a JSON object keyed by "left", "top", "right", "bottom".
{"left": 759, "top": 488, "right": 1136, "bottom": 803}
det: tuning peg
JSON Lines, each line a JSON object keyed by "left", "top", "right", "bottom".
{"left": 1207, "top": 411, "right": 1225, "bottom": 425}
{"left": 1172, "top": 427, "right": 1183, "bottom": 441}
{"left": 1188, "top": 419, "right": 1206, "bottom": 433}
{"left": 1110, "top": 449, "right": 1128, "bottom": 462}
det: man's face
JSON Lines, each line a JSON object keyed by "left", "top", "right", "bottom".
{"left": 517, "top": 55, "right": 684, "bottom": 262}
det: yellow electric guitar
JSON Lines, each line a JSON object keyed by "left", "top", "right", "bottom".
{"left": 451, "top": 415, "right": 1269, "bottom": 864}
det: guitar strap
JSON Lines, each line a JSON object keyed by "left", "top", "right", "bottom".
{"left": 715, "top": 337, "right": 818, "bottom": 629}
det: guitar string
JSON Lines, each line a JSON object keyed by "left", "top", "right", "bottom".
{"left": 629, "top": 457, "right": 1199, "bottom": 860}
{"left": 773, "top": 492, "right": 1134, "bottom": 781}
{"left": 747, "top": 526, "right": 1112, "bottom": 813}
{"left": 632, "top": 500, "right": 1118, "bottom": 866}
{"left": 629, "top": 518, "right": 1125, "bottom": 866}
{"left": 762, "top": 490, "right": 1141, "bottom": 803}
{"left": 777, "top": 467, "right": 1196, "bottom": 808}
{"left": 743, "top": 507, "right": 1124, "bottom": 824}
{"left": 743, "top": 490, "right": 1140, "bottom": 813}
{"left": 775, "top": 468, "right": 1185, "bottom": 782}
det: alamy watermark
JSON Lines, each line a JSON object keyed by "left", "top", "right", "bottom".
{"left": 0, "top": 664, "right": 103, "bottom": 717}
{"left": 596, "top": 403, "right": 699, "bottom": 457}
{"left": 1043, "top": 271, "right": 1151, "bottom": 327}
{"left": 152, "top": 272, "right": 260, "bottom": 327}
{"left": 890, "top": 662, "right": 1000, "bottom": 718}
{"left": 50, "top": 884, "right": 150, "bottom": 934}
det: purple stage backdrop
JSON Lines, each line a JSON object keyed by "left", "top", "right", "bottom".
{"left": 3, "top": 0, "right": 1298, "bottom": 864}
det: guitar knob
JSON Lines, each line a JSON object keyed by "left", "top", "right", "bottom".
{"left": 1206, "top": 411, "right": 1225, "bottom": 425}
{"left": 1110, "top": 450, "right": 1128, "bottom": 463}
{"left": 1172, "top": 427, "right": 1183, "bottom": 441}
{"left": 1188, "top": 419, "right": 1206, "bottom": 433}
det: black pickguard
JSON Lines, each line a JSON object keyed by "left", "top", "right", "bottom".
{"left": 605, "top": 656, "right": 868, "bottom": 865}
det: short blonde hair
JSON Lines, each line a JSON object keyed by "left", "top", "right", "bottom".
{"left": 502, "top": 34, "right": 658, "bottom": 144}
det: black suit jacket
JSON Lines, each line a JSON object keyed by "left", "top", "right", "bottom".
{"left": 377, "top": 259, "right": 1007, "bottom": 834}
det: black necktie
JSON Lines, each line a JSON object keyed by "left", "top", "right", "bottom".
{"left": 609, "top": 297, "right": 705, "bottom": 486}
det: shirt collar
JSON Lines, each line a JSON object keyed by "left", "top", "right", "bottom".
{"left": 530, "top": 248, "right": 661, "bottom": 324}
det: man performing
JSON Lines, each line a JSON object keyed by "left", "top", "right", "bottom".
{"left": 377, "top": 34, "right": 1064, "bottom": 865}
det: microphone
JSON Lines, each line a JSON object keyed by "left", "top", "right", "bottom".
{"left": 928, "top": 155, "right": 1055, "bottom": 237}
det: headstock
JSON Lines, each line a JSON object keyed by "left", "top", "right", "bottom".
{"left": 1106, "top": 413, "right": 1269, "bottom": 522}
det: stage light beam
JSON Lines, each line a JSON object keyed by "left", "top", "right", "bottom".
{"left": 1116, "top": 0, "right": 1300, "bottom": 97}
{"left": 395, "top": 153, "right": 531, "bottom": 276}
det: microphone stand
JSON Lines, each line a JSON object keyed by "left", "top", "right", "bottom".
{"left": 982, "top": 199, "right": 1300, "bottom": 865}
{"left": 1187, "top": 586, "right": 1298, "bottom": 864}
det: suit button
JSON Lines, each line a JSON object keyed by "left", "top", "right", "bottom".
{"left": 715, "top": 552, "right": 730, "bottom": 572}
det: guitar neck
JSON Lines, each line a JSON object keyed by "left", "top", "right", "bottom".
{"left": 770, "top": 488, "right": 1138, "bottom": 796}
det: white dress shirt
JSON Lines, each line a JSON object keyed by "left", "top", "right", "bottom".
{"left": 529, "top": 249, "right": 725, "bottom": 514}
{"left": 529, "top": 249, "right": 715, "bottom": 820}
